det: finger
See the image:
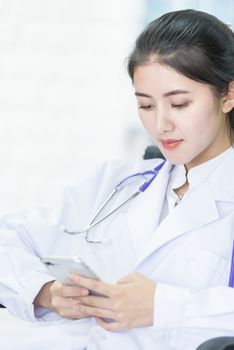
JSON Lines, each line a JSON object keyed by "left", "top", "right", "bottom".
{"left": 58, "top": 304, "right": 91, "bottom": 320}
{"left": 69, "top": 274, "right": 113, "bottom": 297}
{"left": 51, "top": 295, "right": 78, "bottom": 310}
{"left": 51, "top": 297, "right": 91, "bottom": 320}
{"left": 60, "top": 285, "right": 89, "bottom": 298}
{"left": 69, "top": 314, "right": 91, "bottom": 320}
{"left": 77, "top": 303, "right": 116, "bottom": 320}
{"left": 78, "top": 295, "right": 112, "bottom": 309}
{"left": 64, "top": 296, "right": 96, "bottom": 309}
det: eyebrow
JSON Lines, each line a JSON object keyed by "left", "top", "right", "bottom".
{"left": 135, "top": 90, "right": 190, "bottom": 98}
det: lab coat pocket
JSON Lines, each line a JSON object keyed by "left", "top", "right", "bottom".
{"left": 177, "top": 243, "right": 229, "bottom": 288}
{"left": 155, "top": 242, "right": 230, "bottom": 290}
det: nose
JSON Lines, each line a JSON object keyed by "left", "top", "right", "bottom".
{"left": 154, "top": 106, "right": 174, "bottom": 135}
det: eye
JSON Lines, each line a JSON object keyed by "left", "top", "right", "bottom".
{"left": 171, "top": 102, "right": 189, "bottom": 109}
{"left": 138, "top": 104, "right": 155, "bottom": 111}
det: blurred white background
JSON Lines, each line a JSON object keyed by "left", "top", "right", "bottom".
{"left": 0, "top": 0, "right": 149, "bottom": 212}
{"left": 0, "top": 0, "right": 233, "bottom": 213}
{"left": 0, "top": 0, "right": 233, "bottom": 336}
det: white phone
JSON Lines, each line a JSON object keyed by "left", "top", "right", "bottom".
{"left": 40, "top": 255, "right": 100, "bottom": 286}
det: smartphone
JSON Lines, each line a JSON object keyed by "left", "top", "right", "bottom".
{"left": 40, "top": 255, "right": 100, "bottom": 286}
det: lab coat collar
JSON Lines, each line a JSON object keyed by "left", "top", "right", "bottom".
{"left": 208, "top": 146, "right": 234, "bottom": 202}
{"left": 133, "top": 147, "right": 234, "bottom": 267}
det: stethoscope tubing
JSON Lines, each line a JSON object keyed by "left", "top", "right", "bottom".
{"left": 64, "top": 190, "right": 141, "bottom": 235}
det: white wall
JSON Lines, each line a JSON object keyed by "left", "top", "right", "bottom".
{"left": 0, "top": 0, "right": 148, "bottom": 212}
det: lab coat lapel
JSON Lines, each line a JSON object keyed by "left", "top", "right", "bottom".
{"left": 136, "top": 176, "right": 219, "bottom": 267}
{"left": 136, "top": 147, "right": 234, "bottom": 266}
{"left": 126, "top": 161, "right": 172, "bottom": 256}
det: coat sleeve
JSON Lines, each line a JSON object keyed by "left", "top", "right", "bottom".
{"left": 0, "top": 159, "right": 138, "bottom": 322}
{"left": 151, "top": 283, "right": 234, "bottom": 349}
{"left": 0, "top": 208, "right": 61, "bottom": 322}
{"left": 0, "top": 161, "right": 108, "bottom": 322}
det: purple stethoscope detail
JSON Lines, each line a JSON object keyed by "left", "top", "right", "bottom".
{"left": 116, "top": 160, "right": 166, "bottom": 192}
{"left": 229, "top": 241, "right": 234, "bottom": 287}
{"left": 63, "top": 159, "right": 234, "bottom": 287}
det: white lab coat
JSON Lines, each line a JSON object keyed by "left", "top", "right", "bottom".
{"left": 1, "top": 149, "right": 234, "bottom": 350}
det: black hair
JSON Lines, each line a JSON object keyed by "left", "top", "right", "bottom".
{"left": 127, "top": 9, "right": 234, "bottom": 140}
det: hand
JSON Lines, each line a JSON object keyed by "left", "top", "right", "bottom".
{"left": 33, "top": 280, "right": 90, "bottom": 320}
{"left": 69, "top": 272, "right": 156, "bottom": 331}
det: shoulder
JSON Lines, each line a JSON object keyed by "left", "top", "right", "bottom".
{"left": 63, "top": 158, "right": 166, "bottom": 199}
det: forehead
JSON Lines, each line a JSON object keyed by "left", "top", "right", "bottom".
{"left": 133, "top": 63, "right": 207, "bottom": 96}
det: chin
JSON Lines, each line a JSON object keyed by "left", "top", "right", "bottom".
{"left": 158, "top": 143, "right": 198, "bottom": 165}
{"left": 162, "top": 152, "right": 192, "bottom": 166}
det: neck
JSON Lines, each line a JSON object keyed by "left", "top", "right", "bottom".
{"left": 185, "top": 142, "right": 231, "bottom": 172}
{"left": 174, "top": 179, "right": 189, "bottom": 197}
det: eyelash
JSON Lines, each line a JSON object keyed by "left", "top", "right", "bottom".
{"left": 171, "top": 103, "right": 189, "bottom": 109}
{"left": 138, "top": 103, "right": 189, "bottom": 110}
{"left": 138, "top": 105, "right": 154, "bottom": 110}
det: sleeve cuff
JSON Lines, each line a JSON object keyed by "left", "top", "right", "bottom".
{"left": 11, "top": 273, "right": 56, "bottom": 322}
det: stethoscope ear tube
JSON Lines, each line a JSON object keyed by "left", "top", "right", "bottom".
{"left": 229, "top": 240, "right": 234, "bottom": 287}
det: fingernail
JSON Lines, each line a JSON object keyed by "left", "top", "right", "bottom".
{"left": 69, "top": 274, "right": 76, "bottom": 281}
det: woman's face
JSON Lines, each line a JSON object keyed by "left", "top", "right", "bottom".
{"left": 133, "top": 62, "right": 231, "bottom": 169}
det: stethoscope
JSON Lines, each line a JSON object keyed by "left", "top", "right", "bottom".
{"left": 63, "top": 160, "right": 166, "bottom": 243}
{"left": 63, "top": 159, "right": 234, "bottom": 288}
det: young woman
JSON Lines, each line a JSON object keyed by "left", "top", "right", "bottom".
{"left": 0, "top": 9, "right": 234, "bottom": 350}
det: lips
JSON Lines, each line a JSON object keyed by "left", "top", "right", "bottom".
{"left": 161, "top": 139, "right": 183, "bottom": 149}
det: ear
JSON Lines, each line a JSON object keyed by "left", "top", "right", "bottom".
{"left": 222, "top": 81, "right": 234, "bottom": 113}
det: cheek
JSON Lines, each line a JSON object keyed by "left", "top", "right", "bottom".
{"left": 180, "top": 105, "right": 215, "bottom": 137}
{"left": 139, "top": 114, "right": 155, "bottom": 133}
{"left": 181, "top": 111, "right": 221, "bottom": 151}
